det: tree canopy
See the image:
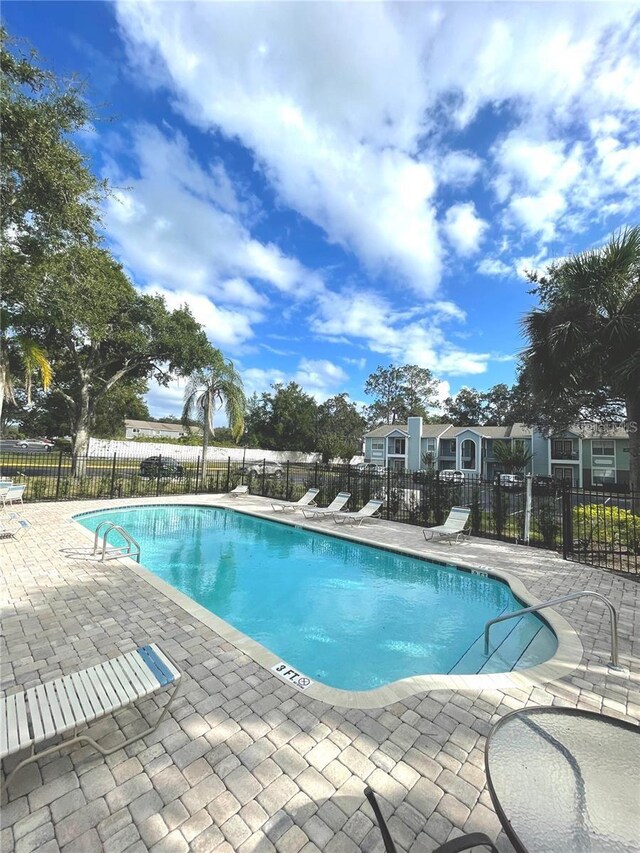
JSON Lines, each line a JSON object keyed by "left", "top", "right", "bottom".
{"left": 522, "top": 225, "right": 640, "bottom": 489}
{"left": 364, "top": 364, "right": 439, "bottom": 426}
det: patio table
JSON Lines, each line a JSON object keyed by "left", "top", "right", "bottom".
{"left": 485, "top": 706, "right": 640, "bottom": 853}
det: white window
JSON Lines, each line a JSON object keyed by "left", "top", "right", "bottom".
{"left": 592, "top": 440, "right": 614, "bottom": 456}
{"left": 592, "top": 468, "right": 615, "bottom": 484}
{"left": 371, "top": 440, "right": 384, "bottom": 451}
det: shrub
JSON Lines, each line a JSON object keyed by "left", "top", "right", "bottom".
{"left": 573, "top": 504, "right": 640, "bottom": 552}
{"left": 534, "top": 501, "right": 561, "bottom": 549}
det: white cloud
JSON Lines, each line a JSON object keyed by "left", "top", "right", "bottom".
{"left": 477, "top": 258, "right": 512, "bottom": 278}
{"left": 310, "top": 290, "right": 490, "bottom": 377}
{"left": 103, "top": 124, "right": 323, "bottom": 314}
{"left": 141, "top": 284, "right": 258, "bottom": 350}
{"left": 437, "top": 151, "right": 483, "bottom": 188}
{"left": 242, "top": 358, "right": 348, "bottom": 402}
{"left": 443, "top": 202, "right": 488, "bottom": 256}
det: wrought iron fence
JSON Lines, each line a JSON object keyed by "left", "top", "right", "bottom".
{"left": 2, "top": 451, "right": 637, "bottom": 575}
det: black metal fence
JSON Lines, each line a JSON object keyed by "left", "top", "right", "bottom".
{"left": 2, "top": 451, "right": 638, "bottom": 575}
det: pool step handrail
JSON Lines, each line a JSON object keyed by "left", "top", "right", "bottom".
{"left": 483, "top": 590, "right": 620, "bottom": 669}
{"left": 93, "top": 521, "right": 141, "bottom": 563}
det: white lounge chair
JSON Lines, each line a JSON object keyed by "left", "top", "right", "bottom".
{"left": 333, "top": 499, "right": 384, "bottom": 526}
{"left": 4, "top": 484, "right": 26, "bottom": 507}
{"left": 302, "top": 492, "right": 351, "bottom": 519}
{"left": 422, "top": 506, "right": 471, "bottom": 544}
{"left": 228, "top": 485, "right": 249, "bottom": 497}
{"left": 0, "top": 643, "right": 182, "bottom": 792}
{"left": 0, "top": 513, "right": 30, "bottom": 540}
{"left": 271, "top": 488, "right": 320, "bottom": 512}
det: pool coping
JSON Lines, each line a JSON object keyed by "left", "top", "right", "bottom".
{"left": 69, "top": 498, "right": 585, "bottom": 710}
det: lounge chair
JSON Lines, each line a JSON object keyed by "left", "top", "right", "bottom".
{"left": 0, "top": 643, "right": 182, "bottom": 792}
{"left": 365, "top": 787, "right": 499, "bottom": 852}
{"left": 4, "top": 484, "right": 26, "bottom": 507}
{"left": 228, "top": 485, "right": 249, "bottom": 497}
{"left": 271, "top": 488, "right": 320, "bottom": 512}
{"left": 422, "top": 506, "right": 470, "bottom": 544}
{"left": 0, "top": 513, "right": 30, "bottom": 541}
{"left": 333, "top": 499, "right": 384, "bottom": 526}
{"left": 301, "top": 492, "right": 351, "bottom": 519}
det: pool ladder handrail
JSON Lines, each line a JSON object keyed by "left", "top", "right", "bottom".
{"left": 93, "top": 521, "right": 141, "bottom": 563}
{"left": 483, "top": 590, "right": 621, "bottom": 669}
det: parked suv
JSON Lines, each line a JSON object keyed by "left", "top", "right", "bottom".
{"left": 356, "top": 463, "right": 386, "bottom": 475}
{"left": 495, "top": 473, "right": 525, "bottom": 490}
{"left": 438, "top": 469, "right": 464, "bottom": 483}
{"left": 532, "top": 475, "right": 556, "bottom": 495}
{"left": 139, "top": 457, "right": 184, "bottom": 478}
{"left": 242, "top": 462, "right": 284, "bottom": 478}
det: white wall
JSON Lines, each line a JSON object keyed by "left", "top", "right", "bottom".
{"left": 87, "top": 437, "right": 321, "bottom": 463}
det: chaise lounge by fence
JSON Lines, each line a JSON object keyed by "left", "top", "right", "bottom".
{"left": 0, "top": 644, "right": 181, "bottom": 793}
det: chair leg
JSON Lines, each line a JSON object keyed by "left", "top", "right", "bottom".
{"left": 1, "top": 679, "right": 183, "bottom": 795}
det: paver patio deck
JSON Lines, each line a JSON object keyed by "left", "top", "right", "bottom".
{"left": 1, "top": 494, "right": 639, "bottom": 853}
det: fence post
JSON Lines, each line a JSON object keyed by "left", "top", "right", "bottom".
{"left": 156, "top": 454, "right": 162, "bottom": 497}
{"left": 494, "top": 481, "right": 503, "bottom": 539}
{"left": 55, "top": 450, "right": 63, "bottom": 500}
{"left": 226, "top": 457, "right": 231, "bottom": 492}
{"left": 561, "top": 482, "right": 573, "bottom": 559}
{"left": 110, "top": 453, "right": 117, "bottom": 499}
{"left": 386, "top": 465, "right": 391, "bottom": 519}
{"left": 262, "top": 459, "right": 266, "bottom": 495}
{"left": 195, "top": 456, "right": 201, "bottom": 494}
{"left": 285, "top": 461, "right": 290, "bottom": 499}
{"left": 315, "top": 460, "right": 319, "bottom": 486}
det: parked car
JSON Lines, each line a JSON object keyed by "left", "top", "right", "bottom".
{"left": 495, "top": 473, "right": 525, "bottom": 490}
{"left": 532, "top": 475, "right": 556, "bottom": 495}
{"left": 139, "top": 457, "right": 184, "bottom": 478}
{"left": 15, "top": 438, "right": 54, "bottom": 451}
{"left": 438, "top": 469, "right": 464, "bottom": 483}
{"left": 356, "top": 463, "right": 386, "bottom": 475}
{"left": 241, "top": 462, "right": 284, "bottom": 478}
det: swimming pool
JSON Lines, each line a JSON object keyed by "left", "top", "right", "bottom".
{"left": 76, "top": 505, "right": 557, "bottom": 691}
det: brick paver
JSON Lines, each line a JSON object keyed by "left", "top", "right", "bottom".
{"left": 1, "top": 494, "right": 639, "bottom": 852}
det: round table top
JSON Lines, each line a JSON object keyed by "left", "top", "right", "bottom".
{"left": 485, "top": 707, "right": 640, "bottom": 853}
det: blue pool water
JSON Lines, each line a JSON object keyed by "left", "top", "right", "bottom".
{"left": 76, "top": 506, "right": 557, "bottom": 690}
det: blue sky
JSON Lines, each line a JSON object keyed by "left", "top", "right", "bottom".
{"left": 5, "top": 2, "right": 640, "bottom": 419}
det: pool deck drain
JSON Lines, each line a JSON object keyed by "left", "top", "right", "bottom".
{"left": 1, "top": 493, "right": 638, "bottom": 853}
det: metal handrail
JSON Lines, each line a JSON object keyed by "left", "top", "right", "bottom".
{"left": 98, "top": 524, "right": 141, "bottom": 563}
{"left": 93, "top": 520, "right": 117, "bottom": 555}
{"left": 483, "top": 590, "right": 621, "bottom": 668}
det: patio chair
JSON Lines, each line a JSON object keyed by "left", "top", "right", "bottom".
{"left": 301, "top": 492, "right": 351, "bottom": 519}
{"left": 0, "top": 513, "right": 30, "bottom": 541}
{"left": 422, "top": 506, "right": 470, "bottom": 544}
{"left": 271, "top": 488, "right": 320, "bottom": 512}
{"left": 333, "top": 499, "right": 384, "bottom": 526}
{"left": 1, "top": 643, "right": 182, "bottom": 793}
{"left": 364, "top": 787, "right": 499, "bottom": 853}
{"left": 4, "top": 484, "right": 26, "bottom": 507}
{"left": 228, "top": 485, "right": 249, "bottom": 497}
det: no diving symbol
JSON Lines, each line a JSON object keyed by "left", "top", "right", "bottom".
{"left": 297, "top": 677, "right": 311, "bottom": 689}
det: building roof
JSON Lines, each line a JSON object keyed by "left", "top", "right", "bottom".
{"left": 366, "top": 424, "right": 410, "bottom": 438}
{"left": 364, "top": 422, "right": 532, "bottom": 439}
{"left": 124, "top": 419, "right": 202, "bottom": 434}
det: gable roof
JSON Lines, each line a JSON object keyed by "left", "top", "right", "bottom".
{"left": 364, "top": 422, "right": 532, "bottom": 440}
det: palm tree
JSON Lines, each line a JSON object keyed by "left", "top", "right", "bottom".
{"left": 493, "top": 440, "right": 533, "bottom": 474}
{"left": 0, "top": 334, "right": 53, "bottom": 422}
{"left": 182, "top": 351, "right": 246, "bottom": 480}
{"left": 522, "top": 225, "right": 640, "bottom": 491}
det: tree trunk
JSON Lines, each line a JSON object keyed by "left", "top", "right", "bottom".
{"left": 201, "top": 391, "right": 211, "bottom": 485}
{"left": 626, "top": 394, "right": 640, "bottom": 493}
{"left": 71, "top": 380, "right": 92, "bottom": 477}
